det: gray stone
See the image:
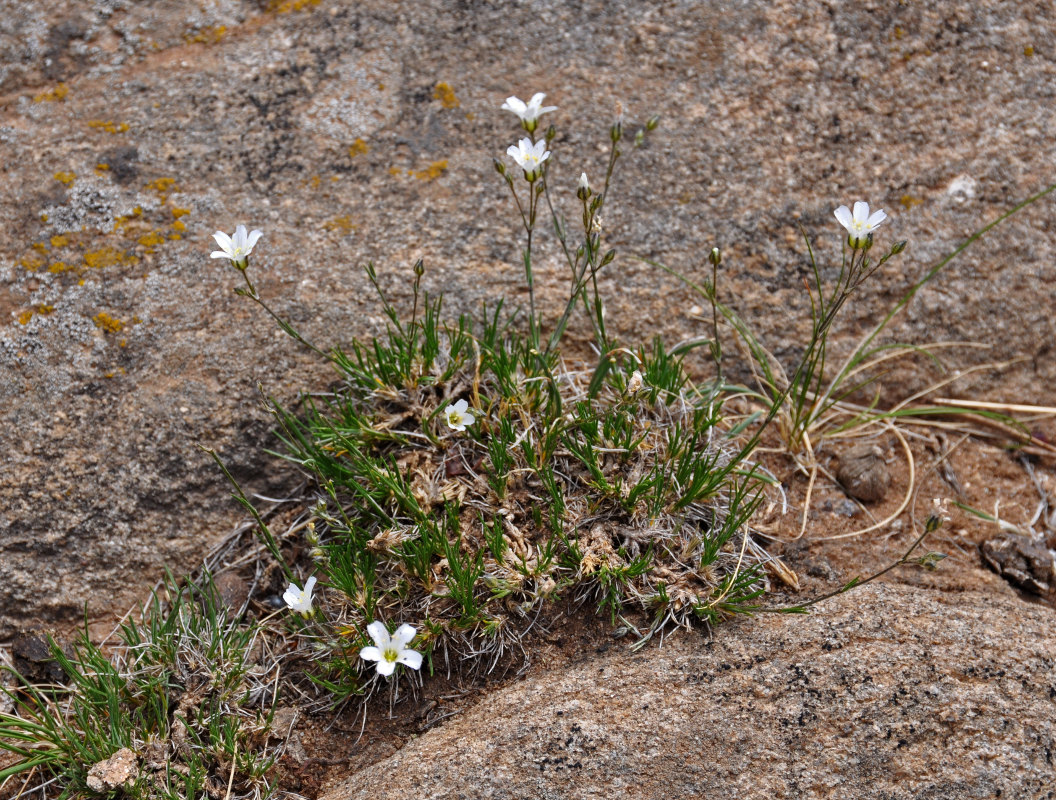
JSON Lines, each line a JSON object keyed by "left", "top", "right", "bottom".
{"left": 322, "top": 583, "right": 1056, "bottom": 800}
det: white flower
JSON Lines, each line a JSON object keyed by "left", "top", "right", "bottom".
{"left": 444, "top": 399, "right": 475, "bottom": 432}
{"left": 506, "top": 137, "right": 551, "bottom": 181}
{"left": 501, "top": 93, "right": 557, "bottom": 132}
{"left": 360, "top": 621, "right": 423, "bottom": 677}
{"left": 282, "top": 576, "right": 316, "bottom": 617}
{"left": 210, "top": 224, "right": 263, "bottom": 269}
{"left": 834, "top": 202, "right": 887, "bottom": 248}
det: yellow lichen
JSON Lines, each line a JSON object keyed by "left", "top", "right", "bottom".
{"left": 20, "top": 256, "right": 44, "bottom": 272}
{"left": 87, "top": 120, "right": 130, "bottom": 134}
{"left": 172, "top": 220, "right": 187, "bottom": 233}
{"left": 32, "top": 242, "right": 48, "bottom": 253}
{"left": 50, "top": 235, "right": 69, "bottom": 248}
{"left": 1024, "top": 45, "right": 1035, "bottom": 57}
{"left": 138, "top": 231, "right": 166, "bottom": 249}
{"left": 84, "top": 248, "right": 137, "bottom": 269}
{"left": 388, "top": 166, "right": 403, "bottom": 176}
{"left": 34, "top": 83, "right": 69, "bottom": 103}
{"left": 185, "top": 25, "right": 227, "bottom": 44}
{"left": 900, "top": 194, "right": 923, "bottom": 209}
{"left": 433, "top": 82, "right": 459, "bottom": 109}
{"left": 349, "top": 138, "right": 369, "bottom": 157}
{"left": 93, "top": 312, "right": 125, "bottom": 333}
{"left": 17, "top": 310, "right": 33, "bottom": 325}
{"left": 95, "top": 163, "right": 110, "bottom": 175}
{"left": 169, "top": 233, "right": 182, "bottom": 240}
{"left": 410, "top": 160, "right": 448, "bottom": 181}
{"left": 19, "top": 304, "right": 59, "bottom": 324}
{"left": 322, "top": 215, "right": 356, "bottom": 233}
{"left": 145, "top": 177, "right": 178, "bottom": 196}
{"left": 48, "top": 262, "right": 70, "bottom": 273}
{"left": 54, "top": 171, "right": 76, "bottom": 185}
{"left": 267, "top": 0, "right": 320, "bottom": 11}
{"left": 171, "top": 207, "right": 191, "bottom": 219}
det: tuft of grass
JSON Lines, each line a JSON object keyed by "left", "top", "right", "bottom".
{"left": 0, "top": 574, "right": 282, "bottom": 800}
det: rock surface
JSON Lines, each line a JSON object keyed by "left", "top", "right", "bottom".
{"left": 323, "top": 583, "right": 1056, "bottom": 800}
{"left": 0, "top": 0, "right": 1053, "bottom": 662}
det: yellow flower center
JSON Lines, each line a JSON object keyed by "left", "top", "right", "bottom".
{"left": 383, "top": 647, "right": 399, "bottom": 663}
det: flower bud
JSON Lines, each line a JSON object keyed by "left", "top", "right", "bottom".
{"left": 413, "top": 258, "right": 425, "bottom": 277}
{"left": 610, "top": 120, "right": 622, "bottom": 143}
{"left": 577, "top": 172, "right": 591, "bottom": 201}
{"left": 646, "top": 114, "right": 660, "bottom": 130}
{"left": 891, "top": 240, "right": 907, "bottom": 255}
{"left": 709, "top": 247, "right": 721, "bottom": 267}
{"left": 493, "top": 158, "right": 507, "bottom": 176}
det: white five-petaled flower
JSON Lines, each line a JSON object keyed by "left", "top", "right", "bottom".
{"left": 506, "top": 137, "right": 551, "bottom": 181}
{"left": 834, "top": 202, "right": 887, "bottom": 248}
{"left": 360, "top": 621, "right": 423, "bottom": 677}
{"left": 211, "top": 224, "right": 263, "bottom": 269}
{"left": 282, "top": 576, "right": 316, "bottom": 617}
{"left": 501, "top": 93, "right": 557, "bottom": 132}
{"left": 444, "top": 399, "right": 475, "bottom": 432}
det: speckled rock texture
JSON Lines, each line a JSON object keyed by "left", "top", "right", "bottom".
{"left": 323, "top": 583, "right": 1056, "bottom": 800}
{"left": 1, "top": 0, "right": 1053, "bottom": 640}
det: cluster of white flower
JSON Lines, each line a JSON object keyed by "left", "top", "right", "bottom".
{"left": 502, "top": 93, "right": 555, "bottom": 181}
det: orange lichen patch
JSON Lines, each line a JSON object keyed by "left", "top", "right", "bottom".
{"left": 87, "top": 120, "right": 130, "bottom": 134}
{"left": 349, "top": 137, "right": 369, "bottom": 157}
{"left": 267, "top": 0, "right": 320, "bottom": 11}
{"left": 20, "top": 256, "right": 44, "bottom": 272}
{"left": 388, "top": 166, "right": 403, "bottom": 176}
{"left": 900, "top": 194, "right": 923, "bottom": 209}
{"left": 48, "top": 262, "right": 71, "bottom": 273}
{"left": 21, "top": 304, "right": 57, "bottom": 323}
{"left": 172, "top": 220, "right": 187, "bottom": 233}
{"left": 96, "top": 163, "right": 110, "bottom": 174}
{"left": 465, "top": 112, "right": 476, "bottom": 121}
{"left": 145, "top": 177, "right": 178, "bottom": 196}
{"left": 84, "top": 248, "right": 138, "bottom": 269}
{"left": 54, "top": 171, "right": 75, "bottom": 185}
{"left": 32, "top": 242, "right": 48, "bottom": 253}
{"left": 169, "top": 233, "right": 182, "bottom": 240}
{"left": 93, "top": 312, "right": 125, "bottom": 333}
{"left": 1024, "top": 45, "right": 1035, "bottom": 57}
{"left": 185, "top": 25, "right": 227, "bottom": 44}
{"left": 893, "top": 26, "right": 904, "bottom": 40}
{"left": 50, "top": 235, "right": 69, "bottom": 248}
{"left": 306, "top": 175, "right": 322, "bottom": 189}
{"left": 34, "top": 83, "right": 69, "bottom": 103}
{"left": 17, "top": 309, "right": 34, "bottom": 325}
{"left": 322, "top": 215, "right": 356, "bottom": 233}
{"left": 433, "top": 82, "right": 460, "bottom": 109}
{"left": 171, "top": 207, "right": 191, "bottom": 219}
{"left": 409, "top": 160, "right": 448, "bottom": 181}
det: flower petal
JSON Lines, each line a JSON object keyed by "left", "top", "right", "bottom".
{"left": 502, "top": 96, "right": 527, "bottom": 115}
{"left": 376, "top": 659, "right": 397, "bottom": 676}
{"left": 366, "top": 621, "right": 390, "bottom": 648}
{"left": 233, "top": 224, "right": 248, "bottom": 246}
{"left": 453, "top": 399, "right": 468, "bottom": 413}
{"left": 852, "top": 201, "right": 869, "bottom": 223}
{"left": 282, "top": 588, "right": 300, "bottom": 607}
{"left": 246, "top": 229, "right": 264, "bottom": 251}
{"left": 212, "top": 231, "right": 233, "bottom": 251}
{"left": 865, "top": 209, "right": 887, "bottom": 228}
{"left": 359, "top": 646, "right": 382, "bottom": 662}
{"left": 304, "top": 575, "right": 317, "bottom": 595}
{"left": 834, "top": 206, "right": 852, "bottom": 229}
{"left": 210, "top": 251, "right": 232, "bottom": 259}
{"left": 398, "top": 649, "right": 423, "bottom": 670}
{"left": 393, "top": 624, "right": 417, "bottom": 646}
{"left": 461, "top": 411, "right": 475, "bottom": 426}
